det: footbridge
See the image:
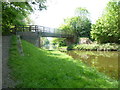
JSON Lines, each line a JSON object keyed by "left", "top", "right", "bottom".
{"left": 12, "top": 25, "right": 76, "bottom": 47}
{"left": 14, "top": 25, "right": 74, "bottom": 37}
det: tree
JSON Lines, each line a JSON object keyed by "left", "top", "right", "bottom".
{"left": 59, "top": 7, "right": 91, "bottom": 38}
{"left": 74, "top": 7, "right": 91, "bottom": 38}
{"left": 44, "top": 38, "right": 50, "bottom": 45}
{"left": 75, "top": 7, "right": 89, "bottom": 19}
{"left": 52, "top": 38, "right": 67, "bottom": 46}
{"left": 2, "top": 0, "right": 47, "bottom": 35}
{"left": 58, "top": 7, "right": 91, "bottom": 45}
{"left": 91, "top": 1, "right": 120, "bottom": 43}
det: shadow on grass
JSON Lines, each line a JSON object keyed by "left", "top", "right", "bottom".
{"left": 9, "top": 36, "right": 118, "bottom": 88}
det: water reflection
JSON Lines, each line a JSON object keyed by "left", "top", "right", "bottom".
{"left": 66, "top": 50, "right": 119, "bottom": 80}
{"left": 42, "top": 44, "right": 58, "bottom": 50}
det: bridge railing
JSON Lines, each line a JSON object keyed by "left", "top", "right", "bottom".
{"left": 10, "top": 25, "right": 74, "bottom": 37}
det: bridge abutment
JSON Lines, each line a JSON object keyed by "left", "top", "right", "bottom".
{"left": 13, "top": 25, "right": 75, "bottom": 48}
{"left": 66, "top": 36, "right": 77, "bottom": 45}
{"left": 17, "top": 32, "right": 41, "bottom": 47}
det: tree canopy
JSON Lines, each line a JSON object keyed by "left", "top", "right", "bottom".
{"left": 59, "top": 7, "right": 91, "bottom": 38}
{"left": 55, "top": 7, "right": 91, "bottom": 45}
{"left": 75, "top": 7, "right": 89, "bottom": 18}
{"left": 2, "top": 0, "right": 47, "bottom": 35}
{"left": 91, "top": 1, "right": 120, "bottom": 44}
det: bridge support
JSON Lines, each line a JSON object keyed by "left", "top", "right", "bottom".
{"left": 13, "top": 25, "right": 75, "bottom": 48}
{"left": 66, "top": 36, "right": 77, "bottom": 46}
{"left": 17, "top": 32, "right": 41, "bottom": 48}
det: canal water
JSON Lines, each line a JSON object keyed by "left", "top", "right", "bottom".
{"left": 66, "top": 50, "right": 119, "bottom": 80}
{"left": 42, "top": 45, "right": 119, "bottom": 80}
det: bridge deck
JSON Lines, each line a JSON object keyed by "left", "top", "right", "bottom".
{"left": 11, "top": 25, "right": 74, "bottom": 38}
{"left": 40, "top": 32, "right": 73, "bottom": 38}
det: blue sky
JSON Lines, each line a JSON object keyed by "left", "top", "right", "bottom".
{"left": 30, "top": 0, "right": 110, "bottom": 28}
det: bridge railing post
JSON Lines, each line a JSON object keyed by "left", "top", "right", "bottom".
{"left": 29, "top": 25, "right": 31, "bottom": 31}
{"left": 36, "top": 25, "right": 38, "bottom": 31}
{"left": 35, "top": 25, "right": 36, "bottom": 32}
{"left": 48, "top": 27, "right": 50, "bottom": 33}
{"left": 53, "top": 28, "right": 56, "bottom": 33}
{"left": 23, "top": 25, "right": 24, "bottom": 32}
{"left": 43, "top": 26, "right": 45, "bottom": 33}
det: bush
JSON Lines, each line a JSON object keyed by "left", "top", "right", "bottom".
{"left": 67, "top": 44, "right": 75, "bottom": 50}
{"left": 74, "top": 43, "right": 120, "bottom": 51}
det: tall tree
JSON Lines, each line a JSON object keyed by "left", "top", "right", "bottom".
{"left": 59, "top": 7, "right": 91, "bottom": 38}
{"left": 75, "top": 7, "right": 89, "bottom": 19}
{"left": 91, "top": 1, "right": 120, "bottom": 43}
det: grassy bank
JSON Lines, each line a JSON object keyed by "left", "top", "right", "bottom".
{"left": 73, "top": 43, "right": 120, "bottom": 51}
{"left": 9, "top": 35, "right": 118, "bottom": 88}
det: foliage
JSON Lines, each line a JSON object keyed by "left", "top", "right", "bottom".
{"left": 91, "top": 1, "right": 120, "bottom": 44}
{"left": 52, "top": 38, "right": 67, "bottom": 46}
{"left": 9, "top": 35, "right": 118, "bottom": 88}
{"left": 75, "top": 7, "right": 89, "bottom": 19}
{"left": 59, "top": 7, "right": 91, "bottom": 39}
{"left": 74, "top": 43, "right": 120, "bottom": 51}
{"left": 58, "top": 46, "right": 67, "bottom": 52}
{"left": 41, "top": 37, "right": 49, "bottom": 46}
{"left": 67, "top": 44, "right": 75, "bottom": 50}
{"left": 31, "top": 0, "right": 47, "bottom": 11}
{"left": 44, "top": 38, "right": 49, "bottom": 45}
{"left": 2, "top": 0, "right": 47, "bottom": 35}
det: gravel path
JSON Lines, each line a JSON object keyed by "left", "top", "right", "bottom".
{"left": 2, "top": 36, "right": 15, "bottom": 88}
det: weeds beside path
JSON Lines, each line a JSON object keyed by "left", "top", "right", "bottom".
{"left": 9, "top": 35, "right": 118, "bottom": 88}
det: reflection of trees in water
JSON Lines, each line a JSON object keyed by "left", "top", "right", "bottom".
{"left": 66, "top": 50, "right": 118, "bottom": 80}
{"left": 42, "top": 44, "right": 58, "bottom": 50}
{"left": 72, "top": 50, "right": 118, "bottom": 58}
{"left": 91, "top": 57, "right": 98, "bottom": 66}
{"left": 98, "top": 67, "right": 118, "bottom": 80}
{"left": 43, "top": 45, "right": 50, "bottom": 49}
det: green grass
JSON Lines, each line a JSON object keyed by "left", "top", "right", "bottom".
{"left": 74, "top": 43, "right": 120, "bottom": 51}
{"left": 9, "top": 35, "right": 118, "bottom": 88}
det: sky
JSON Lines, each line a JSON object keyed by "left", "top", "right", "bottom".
{"left": 30, "top": 0, "right": 110, "bottom": 28}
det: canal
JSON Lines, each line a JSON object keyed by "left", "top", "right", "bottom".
{"left": 66, "top": 50, "right": 119, "bottom": 80}
{"left": 42, "top": 44, "right": 119, "bottom": 80}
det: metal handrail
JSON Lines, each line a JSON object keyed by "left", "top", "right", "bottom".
{"left": 10, "top": 25, "right": 74, "bottom": 37}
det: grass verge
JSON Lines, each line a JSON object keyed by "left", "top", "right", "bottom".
{"left": 9, "top": 35, "right": 118, "bottom": 88}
